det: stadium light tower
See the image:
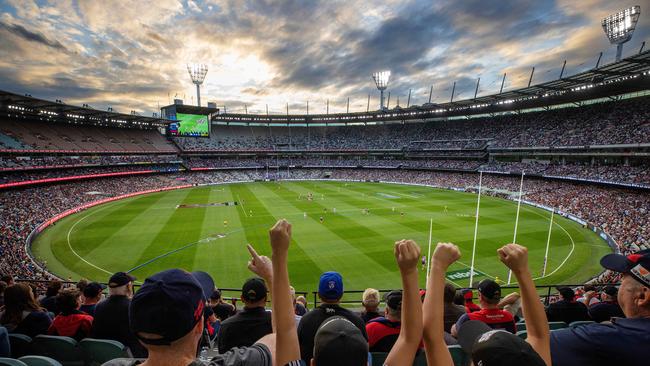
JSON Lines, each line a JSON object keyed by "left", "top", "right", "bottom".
{"left": 602, "top": 6, "right": 641, "bottom": 62}
{"left": 372, "top": 71, "right": 391, "bottom": 111}
{"left": 187, "top": 63, "right": 208, "bottom": 107}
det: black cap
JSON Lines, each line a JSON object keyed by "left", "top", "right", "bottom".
{"left": 210, "top": 289, "right": 222, "bottom": 301}
{"left": 129, "top": 269, "right": 205, "bottom": 346}
{"left": 556, "top": 286, "right": 575, "bottom": 300}
{"left": 241, "top": 277, "right": 268, "bottom": 302}
{"left": 109, "top": 272, "right": 136, "bottom": 288}
{"left": 83, "top": 282, "right": 106, "bottom": 298}
{"left": 458, "top": 320, "right": 545, "bottom": 366}
{"left": 477, "top": 279, "right": 501, "bottom": 301}
{"left": 384, "top": 290, "right": 402, "bottom": 310}
{"left": 600, "top": 250, "right": 650, "bottom": 288}
{"left": 314, "top": 316, "right": 368, "bottom": 366}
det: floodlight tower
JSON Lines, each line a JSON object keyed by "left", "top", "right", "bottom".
{"left": 602, "top": 6, "right": 641, "bottom": 62}
{"left": 187, "top": 63, "right": 208, "bottom": 106}
{"left": 372, "top": 71, "right": 391, "bottom": 111}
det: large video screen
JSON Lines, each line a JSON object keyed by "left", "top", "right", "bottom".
{"left": 171, "top": 113, "right": 210, "bottom": 137}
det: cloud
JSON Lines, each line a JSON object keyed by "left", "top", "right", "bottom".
{"left": 0, "top": 21, "right": 68, "bottom": 51}
{"left": 0, "top": 0, "right": 648, "bottom": 115}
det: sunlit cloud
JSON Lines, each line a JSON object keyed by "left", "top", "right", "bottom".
{"left": 0, "top": 0, "right": 647, "bottom": 116}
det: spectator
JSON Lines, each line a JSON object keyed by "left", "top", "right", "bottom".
{"left": 452, "top": 279, "right": 516, "bottom": 336}
{"left": 297, "top": 271, "right": 367, "bottom": 363}
{"left": 39, "top": 280, "right": 62, "bottom": 315}
{"left": 443, "top": 282, "right": 466, "bottom": 333}
{"left": 208, "top": 290, "right": 235, "bottom": 322}
{"left": 312, "top": 317, "right": 368, "bottom": 366}
{"left": 48, "top": 288, "right": 93, "bottom": 340}
{"left": 359, "top": 288, "right": 381, "bottom": 323}
{"left": 0, "top": 283, "right": 51, "bottom": 337}
{"left": 366, "top": 290, "right": 405, "bottom": 352}
{"left": 290, "top": 286, "right": 306, "bottom": 318}
{"left": 550, "top": 250, "right": 650, "bottom": 365}
{"left": 588, "top": 285, "right": 625, "bottom": 322}
{"left": 92, "top": 271, "right": 146, "bottom": 358}
{"left": 424, "top": 242, "right": 551, "bottom": 366}
{"left": 103, "top": 269, "right": 278, "bottom": 366}
{"left": 296, "top": 296, "right": 308, "bottom": 311}
{"left": 461, "top": 289, "right": 481, "bottom": 313}
{"left": 80, "top": 282, "right": 105, "bottom": 317}
{"left": 216, "top": 277, "right": 273, "bottom": 352}
{"left": 545, "top": 287, "right": 590, "bottom": 324}
{"left": 76, "top": 279, "right": 89, "bottom": 295}
{"left": 577, "top": 284, "right": 601, "bottom": 306}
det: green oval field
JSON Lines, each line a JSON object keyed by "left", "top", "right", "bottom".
{"left": 31, "top": 181, "right": 611, "bottom": 292}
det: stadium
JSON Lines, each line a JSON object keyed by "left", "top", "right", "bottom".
{"left": 0, "top": 2, "right": 648, "bottom": 366}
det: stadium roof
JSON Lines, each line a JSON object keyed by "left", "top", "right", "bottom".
{"left": 216, "top": 50, "right": 650, "bottom": 125}
{"left": 0, "top": 91, "right": 174, "bottom": 129}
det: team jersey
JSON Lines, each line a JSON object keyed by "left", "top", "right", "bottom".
{"left": 455, "top": 308, "right": 516, "bottom": 334}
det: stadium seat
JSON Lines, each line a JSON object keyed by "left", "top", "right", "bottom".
{"left": 79, "top": 339, "right": 129, "bottom": 366}
{"left": 516, "top": 330, "right": 528, "bottom": 339}
{"left": 548, "top": 321, "right": 568, "bottom": 330}
{"left": 29, "top": 335, "right": 83, "bottom": 366}
{"left": 516, "top": 323, "right": 527, "bottom": 332}
{"left": 17, "top": 356, "right": 62, "bottom": 366}
{"left": 0, "top": 358, "right": 28, "bottom": 366}
{"left": 448, "top": 345, "right": 470, "bottom": 366}
{"left": 8, "top": 334, "right": 31, "bottom": 358}
{"left": 412, "top": 352, "right": 427, "bottom": 366}
{"left": 569, "top": 320, "right": 595, "bottom": 328}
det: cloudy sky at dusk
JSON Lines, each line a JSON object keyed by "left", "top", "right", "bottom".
{"left": 0, "top": 0, "right": 648, "bottom": 115}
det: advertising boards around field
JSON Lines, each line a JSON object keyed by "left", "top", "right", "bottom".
{"left": 446, "top": 268, "right": 485, "bottom": 282}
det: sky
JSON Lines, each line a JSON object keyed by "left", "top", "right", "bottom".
{"left": 0, "top": 0, "right": 648, "bottom": 116}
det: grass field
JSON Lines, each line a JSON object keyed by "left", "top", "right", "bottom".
{"left": 31, "top": 181, "right": 611, "bottom": 295}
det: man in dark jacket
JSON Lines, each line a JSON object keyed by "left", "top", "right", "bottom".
{"left": 545, "top": 287, "right": 589, "bottom": 325}
{"left": 297, "top": 271, "right": 367, "bottom": 363}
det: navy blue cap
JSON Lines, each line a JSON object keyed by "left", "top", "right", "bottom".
{"left": 242, "top": 277, "right": 268, "bottom": 302}
{"left": 318, "top": 271, "right": 343, "bottom": 300}
{"left": 191, "top": 271, "right": 215, "bottom": 298}
{"left": 601, "top": 250, "right": 650, "bottom": 288}
{"left": 384, "top": 290, "right": 402, "bottom": 310}
{"left": 129, "top": 269, "right": 205, "bottom": 345}
{"left": 478, "top": 279, "right": 501, "bottom": 300}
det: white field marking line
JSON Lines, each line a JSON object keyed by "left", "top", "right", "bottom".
{"left": 236, "top": 194, "right": 248, "bottom": 217}
{"left": 67, "top": 205, "right": 116, "bottom": 276}
{"left": 387, "top": 190, "right": 420, "bottom": 199}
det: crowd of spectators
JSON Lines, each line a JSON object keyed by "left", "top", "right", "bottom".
{"left": 0, "top": 164, "right": 184, "bottom": 185}
{"left": 0, "top": 154, "right": 180, "bottom": 171}
{"left": 173, "top": 97, "right": 650, "bottom": 151}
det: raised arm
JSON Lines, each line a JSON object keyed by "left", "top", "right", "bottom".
{"left": 385, "top": 239, "right": 422, "bottom": 366}
{"left": 497, "top": 243, "right": 551, "bottom": 366}
{"left": 423, "top": 243, "right": 460, "bottom": 366}
{"left": 268, "top": 219, "right": 301, "bottom": 366}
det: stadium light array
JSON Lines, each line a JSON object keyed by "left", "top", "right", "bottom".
{"left": 187, "top": 63, "right": 208, "bottom": 107}
{"left": 372, "top": 70, "right": 391, "bottom": 111}
{"left": 602, "top": 6, "right": 641, "bottom": 62}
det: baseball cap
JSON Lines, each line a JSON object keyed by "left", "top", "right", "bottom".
{"left": 458, "top": 320, "right": 545, "bottom": 366}
{"left": 384, "top": 290, "right": 403, "bottom": 310}
{"left": 318, "top": 271, "right": 344, "bottom": 300}
{"left": 556, "top": 286, "right": 575, "bottom": 300}
{"left": 129, "top": 269, "right": 205, "bottom": 346}
{"left": 477, "top": 279, "right": 501, "bottom": 301}
{"left": 313, "top": 316, "right": 368, "bottom": 366}
{"left": 242, "top": 277, "right": 268, "bottom": 302}
{"left": 191, "top": 271, "right": 215, "bottom": 298}
{"left": 83, "top": 282, "right": 106, "bottom": 298}
{"left": 108, "top": 272, "right": 136, "bottom": 288}
{"left": 600, "top": 250, "right": 650, "bottom": 288}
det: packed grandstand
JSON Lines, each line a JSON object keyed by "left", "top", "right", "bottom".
{"left": 1, "top": 41, "right": 650, "bottom": 366}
